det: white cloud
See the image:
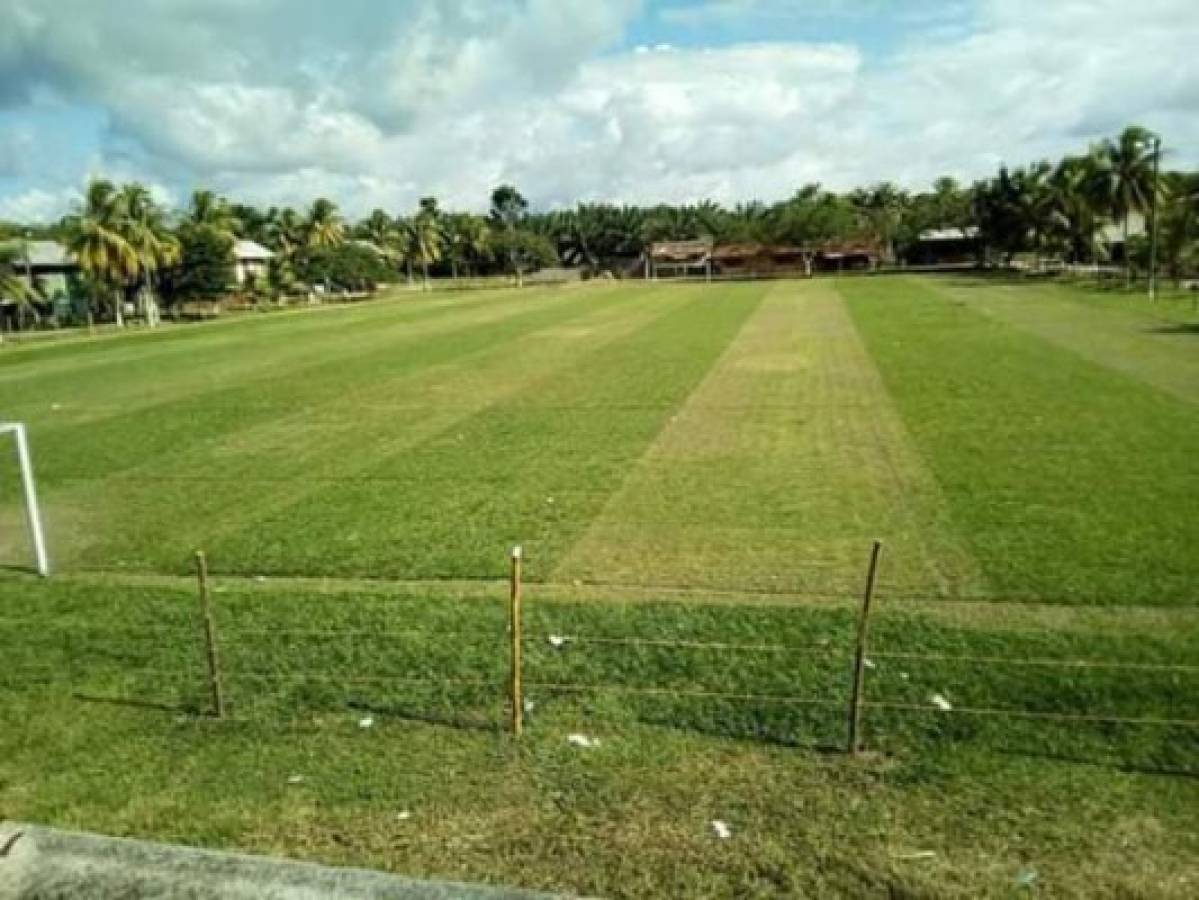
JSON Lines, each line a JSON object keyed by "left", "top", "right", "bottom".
{"left": 0, "top": 0, "right": 1196, "bottom": 220}
{"left": 0, "top": 185, "right": 77, "bottom": 222}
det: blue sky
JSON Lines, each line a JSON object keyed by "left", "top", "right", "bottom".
{"left": 627, "top": 1, "right": 977, "bottom": 55}
{"left": 0, "top": 0, "right": 1194, "bottom": 221}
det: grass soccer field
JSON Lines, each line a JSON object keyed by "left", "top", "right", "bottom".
{"left": 2, "top": 275, "right": 1197, "bottom": 601}
{"left": 1, "top": 276, "right": 1197, "bottom": 897}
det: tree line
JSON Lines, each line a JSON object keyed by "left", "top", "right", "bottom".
{"left": 1, "top": 124, "right": 1196, "bottom": 328}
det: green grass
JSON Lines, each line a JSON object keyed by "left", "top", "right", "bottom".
{"left": 840, "top": 275, "right": 1199, "bottom": 604}
{"left": 2, "top": 577, "right": 1196, "bottom": 897}
{"left": 1, "top": 277, "right": 1197, "bottom": 896}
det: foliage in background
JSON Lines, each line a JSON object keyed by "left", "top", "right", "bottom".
{"left": 163, "top": 224, "right": 235, "bottom": 302}
{"left": 7, "top": 123, "right": 1199, "bottom": 329}
{"left": 295, "top": 243, "right": 393, "bottom": 292}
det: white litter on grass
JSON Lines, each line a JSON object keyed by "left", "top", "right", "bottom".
{"left": 548, "top": 635, "right": 571, "bottom": 649}
{"left": 929, "top": 693, "right": 953, "bottom": 711}
{"left": 523, "top": 698, "right": 536, "bottom": 713}
{"left": 546, "top": 497, "right": 555, "bottom": 505}
{"left": 358, "top": 717, "right": 375, "bottom": 729}
{"left": 1015, "top": 868, "right": 1038, "bottom": 888}
{"left": 863, "top": 658, "right": 876, "bottom": 670}
{"left": 254, "top": 575, "right": 268, "bottom": 583}
{"left": 286, "top": 775, "right": 305, "bottom": 785}
{"left": 51, "top": 403, "right": 63, "bottom": 411}
{"left": 567, "top": 733, "right": 600, "bottom": 749}
{"left": 896, "top": 850, "right": 937, "bottom": 861}
{"left": 396, "top": 811, "right": 412, "bottom": 822}
{"left": 900, "top": 672, "right": 910, "bottom": 681}
{"left": 710, "top": 820, "right": 733, "bottom": 840}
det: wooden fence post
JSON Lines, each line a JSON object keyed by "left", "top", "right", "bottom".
{"left": 509, "top": 545, "right": 524, "bottom": 738}
{"left": 847, "top": 540, "right": 883, "bottom": 755}
{"left": 194, "top": 550, "right": 225, "bottom": 719}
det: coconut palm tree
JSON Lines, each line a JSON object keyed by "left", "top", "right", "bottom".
{"left": 1049, "top": 154, "right": 1105, "bottom": 265}
{"left": 266, "top": 207, "right": 306, "bottom": 260}
{"left": 1008, "top": 163, "right": 1056, "bottom": 268}
{"left": 62, "top": 179, "right": 139, "bottom": 327}
{"left": 409, "top": 207, "right": 443, "bottom": 289}
{"left": 441, "top": 212, "right": 488, "bottom": 280}
{"left": 187, "top": 189, "right": 237, "bottom": 237}
{"left": 1094, "top": 126, "right": 1158, "bottom": 285}
{"left": 356, "top": 209, "right": 395, "bottom": 251}
{"left": 305, "top": 198, "right": 346, "bottom": 250}
{"left": 0, "top": 241, "right": 37, "bottom": 337}
{"left": 458, "top": 214, "right": 492, "bottom": 277}
{"left": 0, "top": 243, "right": 31, "bottom": 300}
{"left": 119, "top": 183, "right": 179, "bottom": 327}
{"left": 355, "top": 209, "right": 408, "bottom": 282}
{"left": 1160, "top": 171, "right": 1199, "bottom": 285}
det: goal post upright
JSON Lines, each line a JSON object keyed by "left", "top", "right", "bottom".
{"left": 0, "top": 422, "right": 49, "bottom": 577}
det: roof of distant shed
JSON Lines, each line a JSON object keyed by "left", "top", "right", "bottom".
{"left": 917, "top": 227, "right": 980, "bottom": 242}
{"left": 234, "top": 240, "right": 274, "bottom": 261}
{"left": 649, "top": 239, "right": 713, "bottom": 263}
{"left": 711, "top": 243, "right": 808, "bottom": 261}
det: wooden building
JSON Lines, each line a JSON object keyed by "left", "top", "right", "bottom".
{"left": 646, "top": 239, "right": 713, "bottom": 279}
{"left": 711, "top": 243, "right": 811, "bottom": 277}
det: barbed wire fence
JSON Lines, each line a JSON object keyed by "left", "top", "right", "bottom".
{"left": 2, "top": 541, "right": 1198, "bottom": 764}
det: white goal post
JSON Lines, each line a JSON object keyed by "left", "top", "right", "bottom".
{"left": 0, "top": 422, "right": 49, "bottom": 577}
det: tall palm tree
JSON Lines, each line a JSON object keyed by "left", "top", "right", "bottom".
{"left": 187, "top": 189, "right": 237, "bottom": 237}
{"left": 62, "top": 179, "right": 139, "bottom": 327}
{"left": 1009, "top": 163, "right": 1056, "bottom": 268}
{"left": 0, "top": 242, "right": 37, "bottom": 337}
{"left": 267, "top": 207, "right": 305, "bottom": 260}
{"left": 457, "top": 214, "right": 492, "bottom": 277}
{"left": 441, "top": 212, "right": 486, "bottom": 280}
{"left": 1095, "top": 125, "right": 1158, "bottom": 285}
{"left": 409, "top": 208, "right": 443, "bottom": 289}
{"left": 305, "top": 198, "right": 346, "bottom": 249}
{"left": 1160, "top": 171, "right": 1199, "bottom": 285}
{"left": 119, "top": 183, "right": 179, "bottom": 327}
{"left": 356, "top": 209, "right": 395, "bottom": 252}
{"left": 355, "top": 209, "right": 406, "bottom": 281}
{"left": 1049, "top": 154, "right": 1104, "bottom": 265}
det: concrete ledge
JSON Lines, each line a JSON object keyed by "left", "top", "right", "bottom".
{"left": 0, "top": 822, "right": 569, "bottom": 899}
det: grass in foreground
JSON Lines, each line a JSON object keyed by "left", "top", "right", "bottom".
{"left": 1, "top": 577, "right": 1196, "bottom": 898}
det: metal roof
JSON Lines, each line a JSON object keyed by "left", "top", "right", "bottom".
{"left": 234, "top": 239, "right": 274, "bottom": 261}
{"left": 917, "top": 227, "right": 980, "bottom": 242}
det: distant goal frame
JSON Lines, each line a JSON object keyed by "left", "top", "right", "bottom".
{"left": 1, "top": 422, "right": 49, "bottom": 577}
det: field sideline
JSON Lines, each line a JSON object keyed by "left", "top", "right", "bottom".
{"left": 1, "top": 275, "right": 1197, "bottom": 897}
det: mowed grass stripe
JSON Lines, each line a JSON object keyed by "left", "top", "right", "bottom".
{"left": 928, "top": 276, "right": 1199, "bottom": 405}
{"left": 63, "top": 285, "right": 705, "bottom": 573}
{"left": 4, "top": 286, "right": 610, "bottom": 440}
{"left": 840, "top": 276, "right": 1199, "bottom": 606}
{"left": 0, "top": 287, "right": 506, "bottom": 391}
{"left": 209, "top": 283, "right": 766, "bottom": 580}
{"left": 3, "top": 286, "right": 657, "bottom": 570}
{"left": 554, "top": 280, "right": 986, "bottom": 596}
{"left": 5, "top": 285, "right": 621, "bottom": 491}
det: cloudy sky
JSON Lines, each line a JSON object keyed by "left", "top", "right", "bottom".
{"left": 0, "top": 0, "right": 1195, "bottom": 221}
